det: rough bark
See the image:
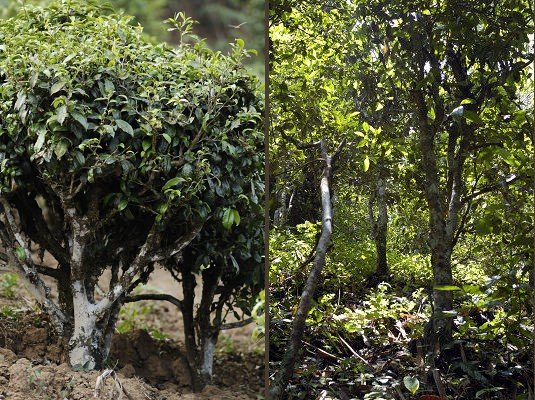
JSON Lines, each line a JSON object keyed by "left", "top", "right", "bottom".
{"left": 181, "top": 265, "right": 203, "bottom": 391}
{"left": 0, "top": 189, "right": 202, "bottom": 370}
{"left": 412, "top": 87, "right": 471, "bottom": 351}
{"left": 269, "top": 138, "right": 345, "bottom": 399}
{"left": 179, "top": 261, "right": 222, "bottom": 392}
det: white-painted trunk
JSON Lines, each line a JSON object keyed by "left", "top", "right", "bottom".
{"left": 200, "top": 336, "right": 216, "bottom": 381}
{"left": 68, "top": 280, "right": 101, "bottom": 370}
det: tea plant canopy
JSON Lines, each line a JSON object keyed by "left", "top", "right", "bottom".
{"left": 0, "top": 0, "right": 263, "bottom": 370}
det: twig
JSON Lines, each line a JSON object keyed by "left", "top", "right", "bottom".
{"left": 302, "top": 340, "right": 343, "bottom": 362}
{"left": 432, "top": 368, "right": 447, "bottom": 398}
{"left": 337, "top": 333, "right": 370, "bottom": 365}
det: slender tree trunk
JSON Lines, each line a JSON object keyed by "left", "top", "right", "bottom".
{"left": 179, "top": 261, "right": 222, "bottom": 392}
{"left": 412, "top": 89, "right": 458, "bottom": 351}
{"left": 181, "top": 265, "right": 204, "bottom": 391}
{"left": 199, "top": 332, "right": 218, "bottom": 383}
{"left": 197, "top": 263, "right": 220, "bottom": 386}
{"left": 269, "top": 139, "right": 344, "bottom": 399}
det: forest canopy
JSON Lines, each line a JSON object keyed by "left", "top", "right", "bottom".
{"left": 269, "top": 0, "right": 534, "bottom": 398}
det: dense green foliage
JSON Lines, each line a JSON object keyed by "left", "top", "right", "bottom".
{"left": 0, "top": 0, "right": 263, "bottom": 383}
{"left": 0, "top": 0, "right": 262, "bottom": 247}
{"left": 270, "top": 0, "right": 533, "bottom": 398}
{"left": 0, "top": 0, "right": 264, "bottom": 78}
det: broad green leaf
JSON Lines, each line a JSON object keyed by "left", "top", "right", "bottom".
{"left": 182, "top": 163, "right": 193, "bottom": 176}
{"left": 57, "top": 105, "right": 68, "bottom": 125}
{"left": 363, "top": 156, "right": 370, "bottom": 172}
{"left": 232, "top": 209, "right": 241, "bottom": 226}
{"left": 434, "top": 285, "right": 462, "bottom": 291}
{"left": 403, "top": 376, "right": 419, "bottom": 395}
{"left": 50, "top": 81, "right": 66, "bottom": 95}
{"left": 54, "top": 140, "right": 69, "bottom": 159}
{"left": 116, "top": 119, "right": 134, "bottom": 136}
{"left": 15, "top": 246, "right": 26, "bottom": 261}
{"left": 222, "top": 208, "right": 234, "bottom": 230}
{"left": 428, "top": 106, "right": 436, "bottom": 121}
{"left": 104, "top": 79, "right": 115, "bottom": 94}
{"left": 162, "top": 176, "right": 184, "bottom": 191}
{"left": 14, "top": 92, "right": 26, "bottom": 111}
{"left": 74, "top": 151, "right": 85, "bottom": 166}
{"left": 117, "top": 198, "right": 129, "bottom": 211}
{"left": 461, "top": 98, "right": 475, "bottom": 105}
{"left": 72, "top": 113, "right": 88, "bottom": 130}
{"left": 142, "top": 140, "right": 151, "bottom": 151}
{"left": 34, "top": 130, "right": 46, "bottom": 152}
{"left": 463, "top": 110, "right": 483, "bottom": 124}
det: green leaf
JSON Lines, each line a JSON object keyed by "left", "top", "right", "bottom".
{"left": 54, "top": 140, "right": 69, "bottom": 159}
{"left": 14, "top": 246, "right": 26, "bottom": 262}
{"left": 403, "top": 376, "right": 419, "bottom": 395}
{"left": 142, "top": 140, "right": 151, "bottom": 151}
{"left": 116, "top": 119, "right": 134, "bottom": 136}
{"left": 162, "top": 133, "right": 172, "bottom": 144}
{"left": 34, "top": 130, "right": 46, "bottom": 153}
{"left": 463, "top": 110, "right": 483, "bottom": 124}
{"left": 222, "top": 208, "right": 235, "bottom": 230}
{"left": 232, "top": 209, "right": 240, "bottom": 226}
{"left": 117, "top": 198, "right": 128, "bottom": 211}
{"left": 236, "top": 38, "right": 245, "bottom": 48}
{"left": 182, "top": 163, "right": 193, "bottom": 177}
{"left": 363, "top": 157, "right": 370, "bottom": 172}
{"left": 50, "top": 81, "right": 66, "bottom": 95}
{"left": 72, "top": 112, "right": 88, "bottom": 130}
{"left": 74, "top": 151, "right": 85, "bottom": 166}
{"left": 434, "top": 285, "right": 462, "bottom": 291}
{"left": 56, "top": 105, "right": 68, "bottom": 125}
{"left": 428, "top": 106, "right": 436, "bottom": 121}
{"left": 162, "top": 176, "right": 184, "bottom": 191}
{"left": 104, "top": 79, "right": 115, "bottom": 94}
{"left": 460, "top": 98, "right": 475, "bottom": 105}
{"left": 14, "top": 92, "right": 26, "bottom": 111}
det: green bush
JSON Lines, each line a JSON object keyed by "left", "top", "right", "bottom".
{"left": 0, "top": 0, "right": 263, "bottom": 385}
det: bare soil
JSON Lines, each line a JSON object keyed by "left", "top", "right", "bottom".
{"left": 0, "top": 269, "right": 265, "bottom": 399}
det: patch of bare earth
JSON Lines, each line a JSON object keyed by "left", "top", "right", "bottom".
{"left": 0, "top": 272, "right": 264, "bottom": 399}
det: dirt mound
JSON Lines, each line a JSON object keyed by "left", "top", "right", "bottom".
{"left": 0, "top": 347, "right": 254, "bottom": 399}
{"left": 0, "top": 312, "right": 264, "bottom": 399}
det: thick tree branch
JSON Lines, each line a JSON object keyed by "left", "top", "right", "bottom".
{"left": 219, "top": 317, "right": 254, "bottom": 330}
{"left": 95, "top": 223, "right": 203, "bottom": 315}
{"left": 461, "top": 174, "right": 519, "bottom": 204}
{"left": 35, "top": 264, "right": 62, "bottom": 279}
{"left": 124, "top": 293, "right": 183, "bottom": 311}
{"left": 0, "top": 197, "right": 66, "bottom": 331}
{"left": 148, "top": 223, "right": 205, "bottom": 263}
{"left": 12, "top": 193, "right": 69, "bottom": 267}
{"left": 280, "top": 132, "right": 321, "bottom": 150}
